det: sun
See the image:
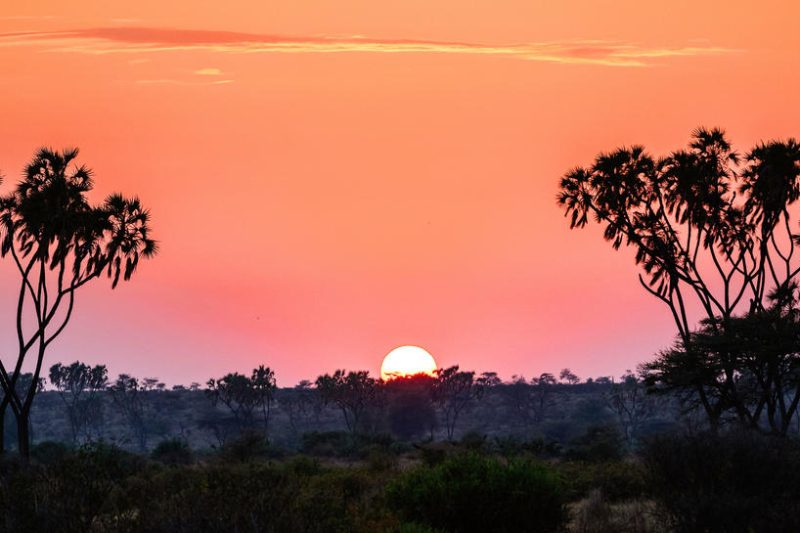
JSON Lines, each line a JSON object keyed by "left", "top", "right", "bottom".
{"left": 380, "top": 345, "right": 438, "bottom": 381}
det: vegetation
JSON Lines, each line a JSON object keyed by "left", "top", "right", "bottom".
{"left": 2, "top": 130, "right": 799, "bottom": 529}
{"left": 0, "top": 148, "right": 156, "bottom": 459}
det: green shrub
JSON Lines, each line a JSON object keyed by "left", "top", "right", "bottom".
{"left": 386, "top": 453, "right": 567, "bottom": 533}
{"left": 557, "top": 460, "right": 647, "bottom": 502}
{"left": 0, "top": 443, "right": 145, "bottom": 533}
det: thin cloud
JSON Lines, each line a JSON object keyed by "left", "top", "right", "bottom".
{"left": 194, "top": 67, "right": 223, "bottom": 76}
{"left": 0, "top": 26, "right": 736, "bottom": 67}
{"left": 135, "top": 78, "right": 233, "bottom": 86}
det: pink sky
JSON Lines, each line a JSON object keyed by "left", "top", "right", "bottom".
{"left": 0, "top": 1, "right": 798, "bottom": 385}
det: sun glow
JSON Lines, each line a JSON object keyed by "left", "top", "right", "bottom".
{"left": 380, "top": 345, "right": 438, "bottom": 381}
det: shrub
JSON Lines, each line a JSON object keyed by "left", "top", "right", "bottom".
{"left": 557, "top": 460, "right": 647, "bottom": 502}
{"left": 641, "top": 430, "right": 800, "bottom": 532}
{"left": 565, "top": 425, "right": 625, "bottom": 462}
{"left": 151, "top": 438, "right": 194, "bottom": 466}
{"left": 218, "top": 430, "right": 274, "bottom": 462}
{"left": 386, "top": 453, "right": 566, "bottom": 533}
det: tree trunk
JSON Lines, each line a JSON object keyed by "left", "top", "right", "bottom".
{"left": 17, "top": 412, "right": 30, "bottom": 461}
{"left": 0, "top": 405, "right": 5, "bottom": 455}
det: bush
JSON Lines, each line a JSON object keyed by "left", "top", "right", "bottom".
{"left": 151, "top": 438, "right": 194, "bottom": 466}
{"left": 641, "top": 430, "right": 800, "bottom": 532}
{"left": 387, "top": 453, "right": 566, "bottom": 533}
{"left": 218, "top": 430, "right": 275, "bottom": 462}
{"left": 0, "top": 443, "right": 145, "bottom": 533}
{"left": 565, "top": 425, "right": 625, "bottom": 462}
{"left": 557, "top": 460, "right": 647, "bottom": 502}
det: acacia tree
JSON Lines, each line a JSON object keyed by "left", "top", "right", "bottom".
{"left": 108, "top": 374, "right": 149, "bottom": 451}
{"left": 558, "top": 128, "right": 800, "bottom": 431}
{"left": 431, "top": 365, "right": 482, "bottom": 440}
{"left": 49, "top": 361, "right": 108, "bottom": 444}
{"left": 315, "top": 370, "right": 380, "bottom": 434}
{"left": 206, "top": 366, "right": 277, "bottom": 434}
{"left": 0, "top": 148, "right": 156, "bottom": 458}
{"left": 606, "top": 371, "right": 656, "bottom": 447}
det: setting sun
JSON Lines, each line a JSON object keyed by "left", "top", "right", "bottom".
{"left": 380, "top": 345, "right": 438, "bottom": 380}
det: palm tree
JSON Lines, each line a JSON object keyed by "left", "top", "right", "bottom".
{"left": 0, "top": 147, "right": 156, "bottom": 458}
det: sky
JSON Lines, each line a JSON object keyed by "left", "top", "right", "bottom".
{"left": 0, "top": 1, "right": 799, "bottom": 386}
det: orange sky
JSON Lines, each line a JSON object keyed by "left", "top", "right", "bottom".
{"left": 1, "top": 1, "right": 799, "bottom": 385}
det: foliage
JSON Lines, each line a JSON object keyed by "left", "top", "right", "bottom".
{"left": 558, "top": 128, "right": 800, "bottom": 430}
{"left": 315, "top": 370, "right": 381, "bottom": 434}
{"left": 48, "top": 361, "right": 107, "bottom": 444}
{"left": 431, "top": 365, "right": 482, "bottom": 440}
{"left": 206, "top": 366, "right": 277, "bottom": 433}
{"left": 150, "top": 437, "right": 194, "bottom": 466}
{"left": 387, "top": 453, "right": 567, "bottom": 533}
{"left": 641, "top": 430, "right": 800, "bottom": 532}
{"left": 565, "top": 425, "right": 625, "bottom": 463}
{"left": 0, "top": 148, "right": 156, "bottom": 458}
{"left": 557, "top": 460, "right": 647, "bottom": 503}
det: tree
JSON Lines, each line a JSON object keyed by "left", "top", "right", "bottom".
{"left": 558, "top": 128, "right": 800, "bottom": 430}
{"left": 48, "top": 361, "right": 108, "bottom": 444}
{"left": 501, "top": 373, "right": 559, "bottom": 431}
{"left": 0, "top": 148, "right": 156, "bottom": 458}
{"left": 559, "top": 368, "right": 580, "bottom": 385}
{"left": 280, "top": 380, "right": 317, "bottom": 434}
{"left": 108, "top": 374, "right": 149, "bottom": 451}
{"left": 431, "top": 365, "right": 481, "bottom": 440}
{"left": 315, "top": 370, "right": 380, "bottom": 434}
{"left": 385, "top": 373, "right": 437, "bottom": 440}
{"left": 606, "top": 371, "right": 656, "bottom": 447}
{"left": 206, "top": 366, "right": 277, "bottom": 435}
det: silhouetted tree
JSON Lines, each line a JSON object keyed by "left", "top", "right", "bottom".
{"left": 205, "top": 366, "right": 276, "bottom": 436}
{"left": 280, "top": 380, "right": 317, "bottom": 434}
{"left": 559, "top": 368, "right": 580, "bottom": 385}
{"left": 315, "top": 370, "right": 380, "bottom": 434}
{"left": 49, "top": 361, "right": 108, "bottom": 444}
{"left": 385, "top": 373, "right": 437, "bottom": 440}
{"left": 606, "top": 371, "right": 655, "bottom": 447}
{"left": 502, "top": 373, "right": 559, "bottom": 431}
{"left": 108, "top": 374, "right": 148, "bottom": 450}
{"left": 558, "top": 128, "right": 800, "bottom": 430}
{"left": 431, "top": 366, "right": 481, "bottom": 440}
{"left": 0, "top": 148, "right": 156, "bottom": 458}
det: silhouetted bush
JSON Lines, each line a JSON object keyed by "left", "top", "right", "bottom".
{"left": 386, "top": 453, "right": 566, "bottom": 533}
{"left": 30, "top": 440, "right": 72, "bottom": 466}
{"left": 565, "top": 425, "right": 624, "bottom": 462}
{"left": 641, "top": 430, "right": 800, "bottom": 532}
{"left": 218, "top": 430, "right": 275, "bottom": 462}
{"left": 301, "top": 430, "right": 395, "bottom": 458}
{"left": 151, "top": 437, "right": 194, "bottom": 465}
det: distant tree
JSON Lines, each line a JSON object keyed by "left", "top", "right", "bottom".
{"left": 606, "top": 371, "right": 656, "bottom": 447}
{"left": 559, "top": 368, "right": 580, "bottom": 385}
{"left": 205, "top": 366, "right": 276, "bottom": 437}
{"left": 315, "top": 370, "right": 380, "bottom": 434}
{"left": 251, "top": 365, "right": 277, "bottom": 432}
{"left": 502, "top": 373, "right": 559, "bottom": 431}
{"left": 477, "top": 371, "right": 502, "bottom": 389}
{"left": 431, "top": 366, "right": 481, "bottom": 440}
{"left": 108, "top": 374, "right": 149, "bottom": 451}
{"left": 385, "top": 373, "right": 437, "bottom": 440}
{"left": 48, "top": 361, "right": 108, "bottom": 444}
{"left": 558, "top": 128, "right": 800, "bottom": 430}
{"left": 0, "top": 148, "right": 156, "bottom": 458}
{"left": 280, "top": 380, "right": 316, "bottom": 433}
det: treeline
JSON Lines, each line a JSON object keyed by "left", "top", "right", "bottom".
{"left": 5, "top": 362, "right": 685, "bottom": 454}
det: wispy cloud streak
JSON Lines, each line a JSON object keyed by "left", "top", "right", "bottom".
{"left": 0, "top": 27, "right": 734, "bottom": 67}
